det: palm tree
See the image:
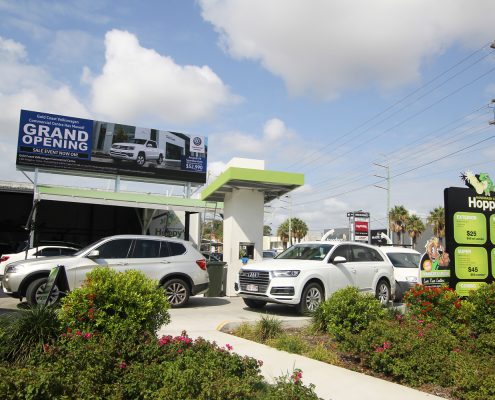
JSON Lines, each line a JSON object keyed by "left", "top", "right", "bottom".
{"left": 427, "top": 207, "right": 445, "bottom": 242}
{"left": 263, "top": 225, "right": 272, "bottom": 236}
{"left": 389, "top": 205, "right": 409, "bottom": 245}
{"left": 405, "top": 214, "right": 425, "bottom": 249}
{"left": 277, "top": 220, "right": 290, "bottom": 249}
{"left": 291, "top": 218, "right": 308, "bottom": 243}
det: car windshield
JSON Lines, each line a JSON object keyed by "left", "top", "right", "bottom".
{"left": 277, "top": 244, "right": 333, "bottom": 260}
{"left": 263, "top": 251, "right": 276, "bottom": 258}
{"left": 131, "top": 139, "right": 147, "bottom": 145}
{"left": 387, "top": 252, "right": 420, "bottom": 268}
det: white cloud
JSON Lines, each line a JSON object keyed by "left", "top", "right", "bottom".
{"left": 200, "top": 0, "right": 495, "bottom": 99}
{"left": 87, "top": 29, "right": 240, "bottom": 124}
{"left": 262, "top": 118, "right": 294, "bottom": 142}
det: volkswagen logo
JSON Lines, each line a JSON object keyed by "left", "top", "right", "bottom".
{"left": 193, "top": 137, "right": 202, "bottom": 146}
{"left": 246, "top": 272, "right": 259, "bottom": 278}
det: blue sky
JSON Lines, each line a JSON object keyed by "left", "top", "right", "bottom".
{"left": 1, "top": 0, "right": 494, "bottom": 235}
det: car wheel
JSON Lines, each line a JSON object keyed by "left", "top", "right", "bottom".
{"left": 157, "top": 154, "right": 164, "bottom": 165}
{"left": 242, "top": 298, "right": 267, "bottom": 309}
{"left": 136, "top": 152, "right": 146, "bottom": 166}
{"left": 376, "top": 279, "right": 391, "bottom": 304}
{"left": 163, "top": 278, "right": 190, "bottom": 308}
{"left": 297, "top": 282, "right": 323, "bottom": 315}
{"left": 26, "top": 277, "right": 60, "bottom": 306}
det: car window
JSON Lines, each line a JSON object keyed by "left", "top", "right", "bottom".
{"left": 168, "top": 242, "right": 186, "bottom": 256}
{"left": 349, "top": 245, "right": 383, "bottom": 262}
{"left": 159, "top": 242, "right": 171, "bottom": 257}
{"left": 330, "top": 245, "right": 349, "bottom": 262}
{"left": 95, "top": 239, "right": 132, "bottom": 258}
{"left": 278, "top": 244, "right": 333, "bottom": 260}
{"left": 131, "top": 240, "right": 161, "bottom": 258}
{"left": 35, "top": 248, "right": 61, "bottom": 257}
{"left": 60, "top": 248, "right": 77, "bottom": 256}
{"left": 263, "top": 251, "right": 275, "bottom": 258}
{"left": 387, "top": 252, "right": 420, "bottom": 268}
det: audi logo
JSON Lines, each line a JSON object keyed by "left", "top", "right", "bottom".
{"left": 246, "top": 272, "right": 259, "bottom": 278}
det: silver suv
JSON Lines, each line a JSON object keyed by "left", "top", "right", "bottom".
{"left": 1, "top": 235, "right": 209, "bottom": 307}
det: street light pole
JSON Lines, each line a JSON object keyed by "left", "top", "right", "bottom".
{"left": 289, "top": 195, "right": 292, "bottom": 246}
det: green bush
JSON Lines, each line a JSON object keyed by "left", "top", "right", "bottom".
{"left": 353, "top": 316, "right": 458, "bottom": 387}
{"left": 268, "top": 334, "right": 308, "bottom": 354}
{"left": 404, "top": 285, "right": 470, "bottom": 334}
{"left": 263, "top": 369, "right": 321, "bottom": 400}
{"left": 58, "top": 267, "right": 170, "bottom": 338}
{"left": 254, "top": 315, "right": 283, "bottom": 342}
{"left": 466, "top": 283, "right": 495, "bottom": 335}
{"left": 451, "top": 351, "right": 495, "bottom": 400}
{"left": 312, "top": 286, "right": 386, "bottom": 341}
{"left": 0, "top": 305, "right": 61, "bottom": 363}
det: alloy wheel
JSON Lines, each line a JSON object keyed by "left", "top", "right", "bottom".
{"left": 165, "top": 282, "right": 187, "bottom": 306}
{"left": 305, "top": 287, "right": 322, "bottom": 311}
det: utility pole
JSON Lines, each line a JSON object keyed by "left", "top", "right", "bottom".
{"left": 289, "top": 194, "right": 292, "bottom": 246}
{"left": 373, "top": 163, "right": 390, "bottom": 237}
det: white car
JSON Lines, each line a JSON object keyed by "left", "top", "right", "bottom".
{"left": 1, "top": 235, "right": 208, "bottom": 307}
{"left": 0, "top": 245, "right": 79, "bottom": 276}
{"left": 236, "top": 241, "right": 395, "bottom": 314}
{"left": 108, "top": 139, "right": 164, "bottom": 166}
{"left": 379, "top": 246, "right": 420, "bottom": 301}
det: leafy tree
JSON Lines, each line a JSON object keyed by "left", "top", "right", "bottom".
{"left": 263, "top": 225, "right": 272, "bottom": 236}
{"left": 202, "top": 220, "right": 223, "bottom": 242}
{"left": 427, "top": 206, "right": 445, "bottom": 242}
{"left": 277, "top": 218, "right": 308, "bottom": 248}
{"left": 389, "top": 205, "right": 409, "bottom": 245}
{"left": 405, "top": 214, "right": 425, "bottom": 249}
{"left": 112, "top": 126, "right": 128, "bottom": 143}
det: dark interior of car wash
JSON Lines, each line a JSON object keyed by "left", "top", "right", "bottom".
{"left": 0, "top": 187, "right": 141, "bottom": 254}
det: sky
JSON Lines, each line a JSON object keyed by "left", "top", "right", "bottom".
{"left": 0, "top": 0, "right": 495, "bottom": 236}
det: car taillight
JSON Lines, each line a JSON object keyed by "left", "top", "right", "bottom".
{"left": 0, "top": 256, "right": 9, "bottom": 263}
{"left": 196, "top": 259, "right": 207, "bottom": 271}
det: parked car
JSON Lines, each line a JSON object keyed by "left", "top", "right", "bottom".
{"left": 108, "top": 139, "right": 164, "bottom": 166}
{"left": 379, "top": 246, "right": 420, "bottom": 301}
{"left": 235, "top": 241, "right": 395, "bottom": 314}
{"left": 1, "top": 235, "right": 208, "bottom": 307}
{"left": 262, "top": 250, "right": 278, "bottom": 259}
{"left": 0, "top": 245, "right": 79, "bottom": 276}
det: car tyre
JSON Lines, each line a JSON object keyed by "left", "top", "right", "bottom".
{"left": 242, "top": 298, "right": 267, "bottom": 309}
{"left": 26, "top": 277, "right": 60, "bottom": 306}
{"left": 163, "top": 278, "right": 190, "bottom": 308}
{"left": 157, "top": 154, "right": 164, "bottom": 165}
{"left": 297, "top": 282, "right": 323, "bottom": 315}
{"left": 376, "top": 279, "right": 391, "bottom": 305}
{"left": 136, "top": 152, "right": 146, "bottom": 166}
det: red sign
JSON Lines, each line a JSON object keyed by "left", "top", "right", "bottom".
{"left": 355, "top": 221, "right": 369, "bottom": 233}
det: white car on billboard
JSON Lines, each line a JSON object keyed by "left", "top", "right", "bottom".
{"left": 109, "top": 139, "right": 163, "bottom": 166}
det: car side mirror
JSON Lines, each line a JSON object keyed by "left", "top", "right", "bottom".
{"left": 332, "top": 256, "right": 347, "bottom": 264}
{"left": 87, "top": 249, "right": 100, "bottom": 258}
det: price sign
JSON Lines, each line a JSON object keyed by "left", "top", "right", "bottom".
{"left": 453, "top": 212, "right": 486, "bottom": 245}
{"left": 454, "top": 247, "right": 488, "bottom": 279}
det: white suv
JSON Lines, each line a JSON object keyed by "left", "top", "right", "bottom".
{"left": 236, "top": 241, "right": 395, "bottom": 314}
{"left": 2, "top": 235, "right": 208, "bottom": 307}
{"left": 109, "top": 139, "right": 164, "bottom": 166}
{"left": 379, "top": 246, "right": 420, "bottom": 301}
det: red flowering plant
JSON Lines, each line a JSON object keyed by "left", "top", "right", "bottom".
{"left": 403, "top": 285, "right": 470, "bottom": 334}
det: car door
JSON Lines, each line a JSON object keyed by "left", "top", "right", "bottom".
{"left": 348, "top": 244, "right": 382, "bottom": 293}
{"left": 326, "top": 244, "right": 355, "bottom": 295}
{"left": 124, "top": 238, "right": 164, "bottom": 279}
{"left": 74, "top": 238, "right": 133, "bottom": 288}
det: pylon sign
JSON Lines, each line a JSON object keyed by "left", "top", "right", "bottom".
{"left": 444, "top": 171, "right": 495, "bottom": 296}
{"left": 347, "top": 211, "right": 370, "bottom": 243}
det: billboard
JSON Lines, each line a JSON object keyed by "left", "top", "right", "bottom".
{"left": 16, "top": 110, "right": 208, "bottom": 184}
{"left": 347, "top": 211, "right": 370, "bottom": 243}
{"left": 444, "top": 172, "right": 495, "bottom": 295}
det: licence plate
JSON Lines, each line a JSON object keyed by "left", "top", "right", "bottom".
{"left": 246, "top": 284, "right": 259, "bottom": 292}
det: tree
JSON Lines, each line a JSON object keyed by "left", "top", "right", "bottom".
{"left": 389, "top": 205, "right": 409, "bottom": 245}
{"left": 427, "top": 206, "right": 445, "bottom": 242}
{"left": 113, "top": 126, "right": 128, "bottom": 143}
{"left": 202, "top": 220, "right": 223, "bottom": 242}
{"left": 277, "top": 217, "right": 308, "bottom": 249}
{"left": 405, "top": 214, "right": 425, "bottom": 249}
{"left": 263, "top": 225, "right": 272, "bottom": 236}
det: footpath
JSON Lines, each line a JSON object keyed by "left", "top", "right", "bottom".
{"left": 157, "top": 296, "right": 444, "bottom": 400}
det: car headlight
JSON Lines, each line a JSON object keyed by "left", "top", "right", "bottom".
{"left": 5, "top": 265, "right": 24, "bottom": 274}
{"left": 406, "top": 276, "right": 418, "bottom": 283}
{"left": 272, "top": 270, "right": 300, "bottom": 278}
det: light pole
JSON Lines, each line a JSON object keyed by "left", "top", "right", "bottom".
{"left": 373, "top": 162, "right": 390, "bottom": 237}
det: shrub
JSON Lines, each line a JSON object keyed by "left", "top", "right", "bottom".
{"left": 58, "top": 267, "right": 170, "bottom": 338}
{"left": 353, "top": 316, "right": 458, "bottom": 387}
{"left": 305, "top": 342, "right": 340, "bottom": 365}
{"left": 404, "top": 285, "right": 469, "bottom": 333}
{"left": 254, "top": 315, "right": 283, "bottom": 342}
{"left": 466, "top": 283, "right": 495, "bottom": 335}
{"left": 312, "top": 286, "right": 386, "bottom": 341}
{"left": 451, "top": 351, "right": 495, "bottom": 400}
{"left": 0, "top": 305, "right": 61, "bottom": 363}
